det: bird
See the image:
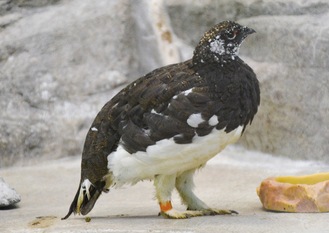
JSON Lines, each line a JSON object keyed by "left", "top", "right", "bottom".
{"left": 62, "top": 20, "right": 260, "bottom": 219}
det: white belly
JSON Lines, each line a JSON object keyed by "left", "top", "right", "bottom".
{"left": 107, "top": 126, "right": 243, "bottom": 186}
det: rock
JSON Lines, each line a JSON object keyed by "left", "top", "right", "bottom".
{"left": 0, "top": 178, "right": 21, "bottom": 207}
{"left": 0, "top": 0, "right": 137, "bottom": 167}
{"left": 257, "top": 173, "right": 329, "bottom": 212}
{"left": 237, "top": 15, "right": 329, "bottom": 161}
{"left": 166, "top": 0, "right": 329, "bottom": 161}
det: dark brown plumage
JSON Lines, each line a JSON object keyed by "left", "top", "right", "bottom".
{"left": 63, "top": 21, "right": 260, "bottom": 219}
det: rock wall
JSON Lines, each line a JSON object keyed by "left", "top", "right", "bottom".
{"left": 0, "top": 0, "right": 138, "bottom": 166}
{"left": 1, "top": 0, "right": 328, "bottom": 167}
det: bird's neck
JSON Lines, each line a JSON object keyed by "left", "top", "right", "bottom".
{"left": 192, "top": 53, "right": 239, "bottom": 69}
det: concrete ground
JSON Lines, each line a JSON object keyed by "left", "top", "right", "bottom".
{"left": 1, "top": 146, "right": 329, "bottom": 233}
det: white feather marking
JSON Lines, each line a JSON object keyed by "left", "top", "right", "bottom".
{"left": 112, "top": 103, "right": 119, "bottom": 109}
{"left": 209, "top": 39, "right": 225, "bottom": 55}
{"left": 187, "top": 113, "right": 204, "bottom": 128}
{"left": 173, "top": 88, "right": 193, "bottom": 100}
{"left": 91, "top": 127, "right": 98, "bottom": 132}
{"left": 143, "top": 128, "right": 151, "bottom": 135}
{"left": 183, "top": 88, "right": 193, "bottom": 96}
{"left": 208, "top": 115, "right": 219, "bottom": 126}
{"left": 107, "top": 126, "right": 243, "bottom": 186}
{"left": 81, "top": 179, "right": 93, "bottom": 200}
{"left": 151, "top": 109, "right": 164, "bottom": 116}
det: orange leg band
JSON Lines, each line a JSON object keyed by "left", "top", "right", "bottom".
{"left": 160, "top": 201, "right": 172, "bottom": 212}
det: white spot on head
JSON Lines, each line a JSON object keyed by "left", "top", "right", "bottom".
{"left": 187, "top": 113, "right": 204, "bottom": 128}
{"left": 91, "top": 127, "right": 98, "bottom": 132}
{"left": 208, "top": 115, "right": 219, "bottom": 126}
{"left": 209, "top": 39, "right": 225, "bottom": 55}
{"left": 209, "top": 37, "right": 241, "bottom": 59}
{"left": 173, "top": 95, "right": 178, "bottom": 100}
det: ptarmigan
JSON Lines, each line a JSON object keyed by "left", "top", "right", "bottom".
{"left": 63, "top": 21, "right": 260, "bottom": 219}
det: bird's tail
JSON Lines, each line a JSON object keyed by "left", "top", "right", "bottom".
{"left": 62, "top": 179, "right": 108, "bottom": 220}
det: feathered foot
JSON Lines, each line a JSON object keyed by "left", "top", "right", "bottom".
{"left": 175, "top": 169, "right": 238, "bottom": 217}
{"left": 159, "top": 201, "right": 203, "bottom": 219}
{"left": 199, "top": 208, "right": 238, "bottom": 216}
{"left": 159, "top": 201, "right": 237, "bottom": 219}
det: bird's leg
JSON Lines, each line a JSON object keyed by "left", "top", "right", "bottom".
{"left": 175, "top": 169, "right": 238, "bottom": 216}
{"left": 154, "top": 174, "right": 202, "bottom": 219}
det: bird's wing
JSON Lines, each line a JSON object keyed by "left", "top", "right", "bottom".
{"left": 115, "top": 59, "right": 259, "bottom": 154}
{"left": 116, "top": 60, "right": 214, "bottom": 154}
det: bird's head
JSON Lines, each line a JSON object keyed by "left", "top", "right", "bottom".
{"left": 193, "top": 21, "right": 255, "bottom": 65}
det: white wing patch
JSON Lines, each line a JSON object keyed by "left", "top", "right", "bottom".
{"left": 187, "top": 113, "right": 204, "bottom": 128}
{"left": 208, "top": 115, "right": 219, "bottom": 126}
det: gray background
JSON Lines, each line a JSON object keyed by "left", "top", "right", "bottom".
{"left": 1, "top": 0, "right": 328, "bottom": 167}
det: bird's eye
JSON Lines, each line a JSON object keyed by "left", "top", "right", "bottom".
{"left": 227, "top": 31, "right": 237, "bottom": 40}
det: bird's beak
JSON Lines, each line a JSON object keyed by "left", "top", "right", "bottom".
{"left": 243, "top": 27, "right": 256, "bottom": 35}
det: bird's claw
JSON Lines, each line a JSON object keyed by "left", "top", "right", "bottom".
{"left": 159, "top": 208, "right": 238, "bottom": 219}
{"left": 160, "top": 209, "right": 203, "bottom": 219}
{"left": 201, "top": 208, "right": 239, "bottom": 216}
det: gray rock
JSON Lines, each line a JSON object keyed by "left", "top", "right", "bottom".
{"left": 0, "top": 0, "right": 138, "bottom": 167}
{"left": 0, "top": 177, "right": 20, "bottom": 207}
{"left": 238, "top": 15, "right": 329, "bottom": 161}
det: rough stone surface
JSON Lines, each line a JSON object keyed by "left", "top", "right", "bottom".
{"left": 0, "top": 0, "right": 137, "bottom": 167}
{"left": 257, "top": 176, "right": 329, "bottom": 212}
{"left": 0, "top": 177, "right": 21, "bottom": 207}
{"left": 1, "top": 0, "right": 329, "bottom": 167}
